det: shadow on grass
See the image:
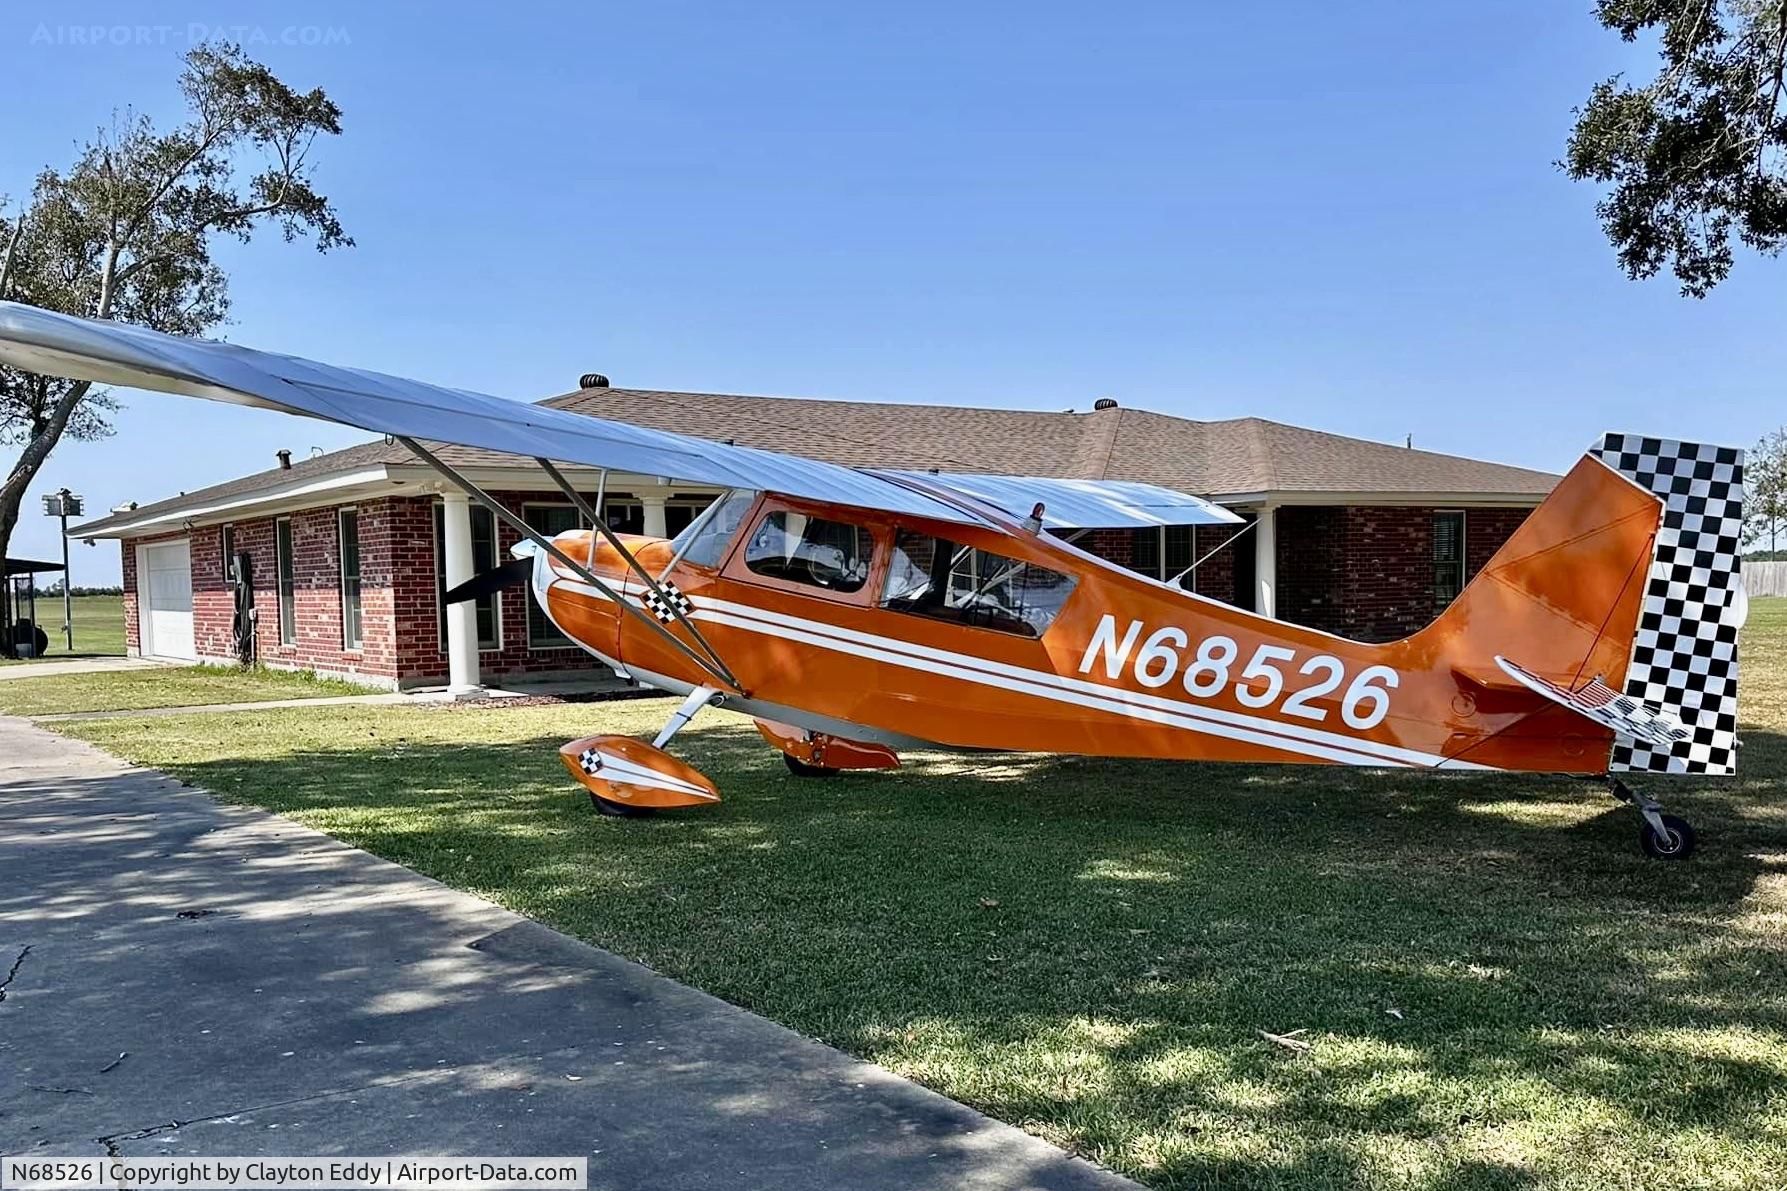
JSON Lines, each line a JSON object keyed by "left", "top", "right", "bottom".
{"left": 69, "top": 714, "right": 1787, "bottom": 1190}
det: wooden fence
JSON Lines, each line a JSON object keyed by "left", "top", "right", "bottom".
{"left": 1744, "top": 560, "right": 1787, "bottom": 598}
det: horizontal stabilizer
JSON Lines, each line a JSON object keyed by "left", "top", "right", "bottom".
{"left": 1494, "top": 656, "right": 1690, "bottom": 749}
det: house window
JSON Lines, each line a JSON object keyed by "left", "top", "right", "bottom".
{"left": 1164, "top": 525, "right": 1196, "bottom": 588}
{"left": 665, "top": 495, "right": 715, "bottom": 538}
{"left": 1129, "top": 527, "right": 1160, "bottom": 577}
{"left": 221, "top": 524, "right": 236, "bottom": 586}
{"left": 275, "top": 518, "right": 296, "bottom": 646}
{"left": 603, "top": 496, "right": 644, "bottom": 535}
{"left": 434, "top": 503, "right": 501, "bottom": 651}
{"left": 1434, "top": 511, "right": 1466, "bottom": 611}
{"left": 524, "top": 503, "right": 582, "bottom": 647}
{"left": 339, "top": 509, "right": 363, "bottom": 650}
{"left": 882, "top": 530, "right": 1076, "bottom": 638}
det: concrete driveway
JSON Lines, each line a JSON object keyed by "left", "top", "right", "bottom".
{"left": 0, "top": 719, "right": 1136, "bottom": 1191}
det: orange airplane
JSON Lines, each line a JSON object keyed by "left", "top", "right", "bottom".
{"left": 0, "top": 302, "right": 1746, "bottom": 858}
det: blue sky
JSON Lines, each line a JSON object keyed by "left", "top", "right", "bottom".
{"left": 5, "top": 2, "right": 1785, "bottom": 584}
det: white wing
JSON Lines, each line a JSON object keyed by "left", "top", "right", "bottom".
{"left": 0, "top": 302, "right": 986, "bottom": 526}
{"left": 888, "top": 472, "right": 1242, "bottom": 530}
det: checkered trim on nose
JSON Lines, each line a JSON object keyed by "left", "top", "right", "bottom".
{"left": 644, "top": 582, "right": 694, "bottom": 623}
{"left": 578, "top": 748, "right": 604, "bottom": 775}
{"left": 1594, "top": 433, "right": 1745, "bottom": 775}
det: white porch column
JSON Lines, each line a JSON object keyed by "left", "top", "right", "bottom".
{"left": 1253, "top": 504, "right": 1277, "bottom": 619}
{"left": 640, "top": 492, "right": 669, "bottom": 539}
{"left": 440, "top": 492, "right": 483, "bottom": 696}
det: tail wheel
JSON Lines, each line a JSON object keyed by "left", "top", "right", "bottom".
{"left": 1639, "top": 813, "right": 1696, "bottom": 860}
{"left": 784, "top": 754, "right": 840, "bottom": 778}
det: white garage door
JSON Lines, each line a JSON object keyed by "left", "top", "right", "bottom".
{"left": 139, "top": 539, "right": 196, "bottom": 661}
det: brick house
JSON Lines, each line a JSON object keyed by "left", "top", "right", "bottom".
{"left": 72, "top": 386, "right": 1556, "bottom": 690}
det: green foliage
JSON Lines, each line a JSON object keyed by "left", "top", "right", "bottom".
{"left": 1748, "top": 426, "right": 1787, "bottom": 550}
{"left": 0, "top": 43, "right": 350, "bottom": 579}
{"left": 1565, "top": 1, "right": 1787, "bottom": 296}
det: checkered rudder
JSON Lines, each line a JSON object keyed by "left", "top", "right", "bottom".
{"left": 1594, "top": 433, "right": 1745, "bottom": 775}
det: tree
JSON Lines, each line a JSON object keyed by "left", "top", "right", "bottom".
{"left": 1564, "top": 1, "right": 1787, "bottom": 296}
{"left": 0, "top": 43, "right": 350, "bottom": 647}
{"left": 1747, "top": 426, "right": 1787, "bottom": 553}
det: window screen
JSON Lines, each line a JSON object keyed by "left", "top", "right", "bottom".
{"left": 339, "top": 510, "right": 362, "bottom": 649}
{"left": 1433, "top": 512, "right": 1466, "bottom": 611}
{"left": 525, "top": 504, "right": 581, "bottom": 647}
{"left": 881, "top": 531, "right": 1076, "bottom": 638}
{"left": 744, "top": 511, "right": 874, "bottom": 593}
{"left": 275, "top": 519, "right": 295, "bottom": 645}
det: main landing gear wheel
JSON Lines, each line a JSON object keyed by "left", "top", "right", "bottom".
{"left": 588, "top": 790, "right": 651, "bottom": 818}
{"left": 784, "top": 754, "right": 840, "bottom": 778}
{"left": 1639, "top": 813, "right": 1696, "bottom": 860}
{"left": 1610, "top": 778, "right": 1696, "bottom": 861}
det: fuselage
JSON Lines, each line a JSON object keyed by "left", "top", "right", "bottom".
{"left": 531, "top": 460, "right": 1662, "bottom": 774}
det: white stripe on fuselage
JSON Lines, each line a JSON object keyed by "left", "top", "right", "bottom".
{"left": 544, "top": 574, "right": 1495, "bottom": 771}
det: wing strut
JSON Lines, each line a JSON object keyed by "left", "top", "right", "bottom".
{"left": 397, "top": 437, "right": 744, "bottom": 696}
{"left": 532, "top": 456, "right": 741, "bottom": 691}
{"left": 1167, "top": 519, "right": 1255, "bottom": 588}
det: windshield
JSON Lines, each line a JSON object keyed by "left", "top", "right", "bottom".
{"left": 670, "top": 490, "right": 757, "bottom": 570}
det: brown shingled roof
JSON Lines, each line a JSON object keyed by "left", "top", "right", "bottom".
{"left": 73, "top": 387, "right": 1557, "bottom": 536}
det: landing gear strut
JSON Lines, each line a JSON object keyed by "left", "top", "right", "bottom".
{"left": 1610, "top": 777, "right": 1696, "bottom": 860}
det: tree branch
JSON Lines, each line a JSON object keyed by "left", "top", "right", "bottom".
{"left": 1759, "top": 4, "right": 1787, "bottom": 177}
{"left": 0, "top": 210, "right": 24, "bottom": 301}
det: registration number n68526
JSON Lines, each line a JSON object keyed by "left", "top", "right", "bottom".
{"left": 1075, "top": 615, "right": 1399, "bottom": 730}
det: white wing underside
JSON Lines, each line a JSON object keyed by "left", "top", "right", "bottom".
{"left": 0, "top": 302, "right": 1240, "bottom": 532}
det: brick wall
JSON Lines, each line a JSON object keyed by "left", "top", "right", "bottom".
{"left": 1183, "top": 523, "right": 1243, "bottom": 606}
{"left": 1271, "top": 505, "right": 1535, "bottom": 641}
{"left": 1073, "top": 525, "right": 1244, "bottom": 607}
{"left": 120, "top": 540, "right": 138, "bottom": 653}
{"left": 389, "top": 490, "right": 610, "bottom": 687}
{"left": 1275, "top": 507, "right": 1346, "bottom": 631}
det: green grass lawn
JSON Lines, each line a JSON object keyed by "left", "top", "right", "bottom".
{"left": 0, "top": 593, "right": 125, "bottom": 661}
{"left": 0, "top": 664, "right": 374, "bottom": 716}
{"left": 58, "top": 601, "right": 1787, "bottom": 1190}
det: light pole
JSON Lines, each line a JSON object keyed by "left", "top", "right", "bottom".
{"left": 41, "top": 489, "right": 83, "bottom": 652}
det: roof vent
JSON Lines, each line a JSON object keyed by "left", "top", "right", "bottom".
{"left": 1093, "top": 397, "right": 1119, "bottom": 411}
{"left": 580, "top": 373, "right": 610, "bottom": 389}
{"left": 275, "top": 449, "right": 292, "bottom": 470}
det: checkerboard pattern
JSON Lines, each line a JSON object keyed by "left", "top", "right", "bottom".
{"left": 1594, "top": 433, "right": 1745, "bottom": 775}
{"left": 1506, "top": 665, "right": 1690, "bottom": 749}
{"left": 644, "top": 582, "right": 694, "bottom": 623}
{"left": 578, "top": 748, "right": 604, "bottom": 775}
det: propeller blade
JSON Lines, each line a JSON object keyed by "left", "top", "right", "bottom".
{"left": 444, "top": 557, "right": 533, "bottom": 604}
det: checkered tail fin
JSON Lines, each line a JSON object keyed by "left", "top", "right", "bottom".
{"left": 1593, "top": 433, "right": 1746, "bottom": 775}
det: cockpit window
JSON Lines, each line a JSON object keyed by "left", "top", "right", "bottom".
{"left": 672, "top": 490, "right": 756, "bottom": 570}
{"left": 743, "top": 511, "right": 875, "bottom": 593}
{"left": 881, "top": 531, "right": 1076, "bottom": 638}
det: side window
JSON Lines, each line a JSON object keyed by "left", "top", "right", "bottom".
{"left": 881, "top": 530, "right": 1076, "bottom": 638}
{"left": 744, "top": 511, "right": 875, "bottom": 593}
